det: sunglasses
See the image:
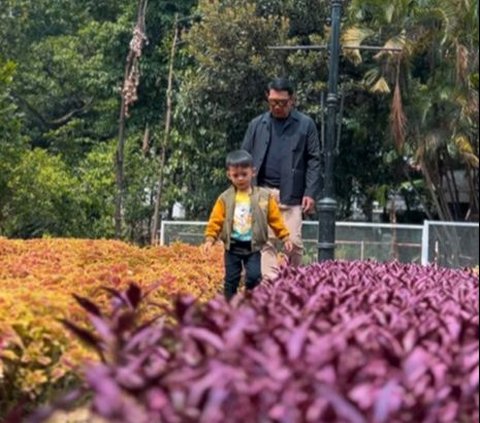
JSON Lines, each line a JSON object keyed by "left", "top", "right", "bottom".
{"left": 267, "top": 98, "right": 290, "bottom": 107}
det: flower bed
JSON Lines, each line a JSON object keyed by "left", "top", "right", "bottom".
{"left": 31, "top": 260, "right": 479, "bottom": 423}
{"left": 0, "top": 238, "right": 223, "bottom": 414}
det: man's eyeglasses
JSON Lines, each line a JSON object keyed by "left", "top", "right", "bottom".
{"left": 268, "top": 99, "right": 290, "bottom": 107}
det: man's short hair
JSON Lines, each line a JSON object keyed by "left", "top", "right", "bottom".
{"left": 226, "top": 150, "right": 253, "bottom": 168}
{"left": 268, "top": 77, "right": 294, "bottom": 95}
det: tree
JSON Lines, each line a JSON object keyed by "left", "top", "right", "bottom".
{"left": 151, "top": 14, "right": 180, "bottom": 245}
{"left": 0, "top": 0, "right": 198, "bottom": 241}
{"left": 115, "top": 0, "right": 148, "bottom": 238}
{"left": 0, "top": 57, "right": 26, "bottom": 233}
{"left": 170, "top": 0, "right": 293, "bottom": 217}
{"left": 5, "top": 149, "right": 85, "bottom": 237}
{"left": 346, "top": 0, "right": 479, "bottom": 221}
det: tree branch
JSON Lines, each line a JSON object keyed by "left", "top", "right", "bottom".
{"left": 12, "top": 91, "right": 94, "bottom": 129}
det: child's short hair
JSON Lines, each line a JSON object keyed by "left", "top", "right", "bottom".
{"left": 225, "top": 150, "right": 253, "bottom": 168}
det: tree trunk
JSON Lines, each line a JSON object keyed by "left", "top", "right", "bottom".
{"left": 422, "top": 160, "right": 462, "bottom": 266}
{"left": 421, "top": 161, "right": 447, "bottom": 220}
{"left": 388, "top": 191, "right": 399, "bottom": 260}
{"left": 114, "top": 57, "right": 132, "bottom": 239}
{"left": 403, "top": 163, "right": 435, "bottom": 221}
{"left": 151, "top": 16, "right": 179, "bottom": 245}
{"left": 466, "top": 167, "right": 479, "bottom": 220}
{"left": 114, "top": 0, "right": 148, "bottom": 239}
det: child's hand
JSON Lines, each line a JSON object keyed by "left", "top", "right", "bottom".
{"left": 283, "top": 239, "right": 293, "bottom": 253}
{"left": 202, "top": 240, "right": 214, "bottom": 254}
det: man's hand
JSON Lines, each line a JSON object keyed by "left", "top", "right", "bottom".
{"left": 302, "top": 196, "right": 315, "bottom": 214}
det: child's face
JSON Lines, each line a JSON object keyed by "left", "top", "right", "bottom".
{"left": 227, "top": 165, "right": 255, "bottom": 191}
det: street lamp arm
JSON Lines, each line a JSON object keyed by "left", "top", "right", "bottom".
{"left": 268, "top": 45, "right": 402, "bottom": 52}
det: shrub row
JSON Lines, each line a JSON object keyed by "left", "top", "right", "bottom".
{"left": 31, "top": 260, "right": 479, "bottom": 423}
{"left": 0, "top": 238, "right": 223, "bottom": 415}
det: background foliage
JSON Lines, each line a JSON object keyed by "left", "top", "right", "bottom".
{"left": 0, "top": 0, "right": 478, "bottom": 242}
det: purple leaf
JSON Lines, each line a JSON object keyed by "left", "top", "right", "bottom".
{"left": 349, "top": 383, "right": 376, "bottom": 410}
{"left": 183, "top": 327, "right": 224, "bottom": 351}
{"left": 403, "top": 347, "right": 430, "bottom": 384}
{"left": 115, "top": 366, "right": 145, "bottom": 390}
{"left": 125, "top": 317, "right": 165, "bottom": 352}
{"left": 286, "top": 320, "right": 310, "bottom": 361}
{"left": 115, "top": 310, "right": 136, "bottom": 334}
{"left": 88, "top": 314, "right": 113, "bottom": 341}
{"left": 126, "top": 283, "right": 142, "bottom": 309}
{"left": 373, "top": 380, "right": 403, "bottom": 423}
{"left": 146, "top": 387, "right": 168, "bottom": 411}
{"left": 101, "top": 286, "right": 128, "bottom": 307}
{"left": 318, "top": 385, "right": 367, "bottom": 423}
{"left": 469, "top": 365, "right": 479, "bottom": 389}
{"left": 60, "top": 319, "right": 101, "bottom": 354}
{"left": 86, "top": 366, "right": 125, "bottom": 418}
{"left": 72, "top": 294, "right": 102, "bottom": 316}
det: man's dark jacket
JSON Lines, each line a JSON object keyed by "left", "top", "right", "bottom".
{"left": 241, "top": 109, "right": 320, "bottom": 205}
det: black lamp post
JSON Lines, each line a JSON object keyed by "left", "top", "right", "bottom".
{"left": 268, "top": 1, "right": 401, "bottom": 263}
{"left": 317, "top": 0, "right": 343, "bottom": 261}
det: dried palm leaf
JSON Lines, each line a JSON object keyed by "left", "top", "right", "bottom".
{"left": 456, "top": 42, "right": 469, "bottom": 85}
{"left": 390, "top": 80, "right": 407, "bottom": 152}
{"left": 341, "top": 27, "right": 374, "bottom": 65}
{"left": 455, "top": 135, "right": 479, "bottom": 168}
{"left": 372, "top": 76, "right": 391, "bottom": 94}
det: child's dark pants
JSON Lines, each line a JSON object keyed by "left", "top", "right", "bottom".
{"left": 224, "top": 242, "right": 261, "bottom": 300}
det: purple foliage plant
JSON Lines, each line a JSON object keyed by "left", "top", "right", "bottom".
{"left": 26, "top": 261, "right": 479, "bottom": 423}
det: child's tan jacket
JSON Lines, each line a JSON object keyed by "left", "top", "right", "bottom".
{"left": 204, "top": 186, "right": 289, "bottom": 252}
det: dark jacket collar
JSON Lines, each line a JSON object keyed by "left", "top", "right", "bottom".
{"left": 261, "top": 109, "right": 301, "bottom": 125}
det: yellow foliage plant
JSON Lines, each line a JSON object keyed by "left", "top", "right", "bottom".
{"left": 0, "top": 238, "right": 223, "bottom": 413}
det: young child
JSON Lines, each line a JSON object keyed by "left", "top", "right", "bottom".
{"left": 203, "top": 149, "right": 292, "bottom": 300}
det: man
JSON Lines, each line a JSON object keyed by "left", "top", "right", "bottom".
{"left": 241, "top": 77, "right": 320, "bottom": 278}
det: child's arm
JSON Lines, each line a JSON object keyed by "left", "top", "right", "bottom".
{"left": 266, "top": 195, "right": 292, "bottom": 252}
{"left": 203, "top": 198, "right": 225, "bottom": 252}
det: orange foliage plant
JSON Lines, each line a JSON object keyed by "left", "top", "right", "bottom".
{"left": 0, "top": 238, "right": 223, "bottom": 411}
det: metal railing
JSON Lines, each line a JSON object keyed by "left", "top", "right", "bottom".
{"left": 159, "top": 220, "right": 479, "bottom": 268}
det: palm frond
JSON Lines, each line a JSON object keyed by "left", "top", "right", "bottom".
{"left": 372, "top": 76, "right": 391, "bottom": 94}
{"left": 455, "top": 135, "right": 479, "bottom": 168}
{"left": 425, "top": 132, "right": 443, "bottom": 155}
{"left": 456, "top": 42, "right": 469, "bottom": 85}
{"left": 385, "top": 3, "right": 395, "bottom": 24}
{"left": 362, "top": 68, "right": 380, "bottom": 86}
{"left": 341, "top": 26, "right": 374, "bottom": 65}
{"left": 413, "top": 3, "right": 458, "bottom": 47}
{"left": 373, "top": 33, "right": 407, "bottom": 60}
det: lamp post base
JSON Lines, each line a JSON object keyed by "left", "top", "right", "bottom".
{"left": 317, "top": 197, "right": 337, "bottom": 261}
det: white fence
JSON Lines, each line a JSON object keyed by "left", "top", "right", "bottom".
{"left": 421, "top": 221, "right": 479, "bottom": 268}
{"left": 160, "top": 220, "right": 479, "bottom": 268}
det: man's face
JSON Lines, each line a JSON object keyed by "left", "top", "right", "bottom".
{"left": 267, "top": 89, "right": 293, "bottom": 119}
{"left": 227, "top": 165, "right": 255, "bottom": 191}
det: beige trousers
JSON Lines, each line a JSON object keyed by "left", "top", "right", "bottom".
{"left": 261, "top": 188, "right": 303, "bottom": 279}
